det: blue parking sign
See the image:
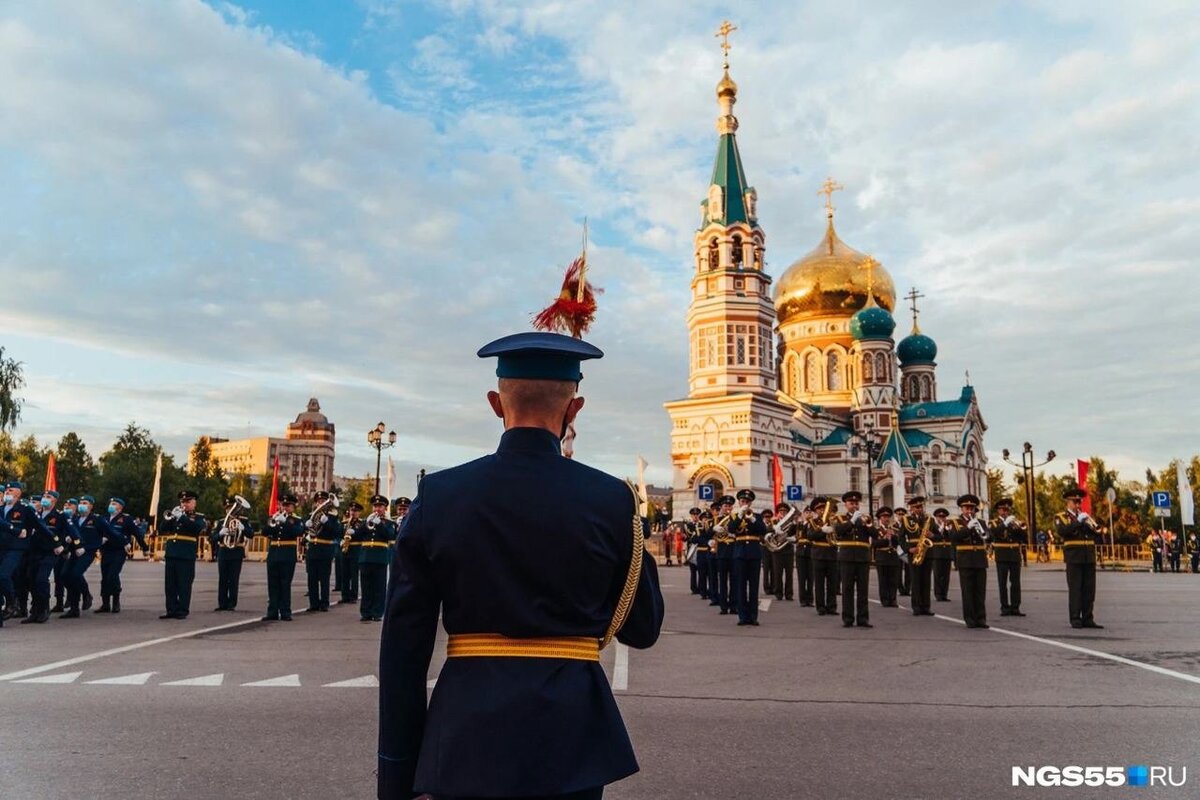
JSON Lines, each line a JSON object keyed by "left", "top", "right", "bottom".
{"left": 698, "top": 484, "right": 715, "bottom": 502}
{"left": 1151, "top": 491, "right": 1171, "bottom": 509}
{"left": 786, "top": 485, "right": 804, "bottom": 502}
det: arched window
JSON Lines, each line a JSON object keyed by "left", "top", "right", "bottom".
{"left": 862, "top": 353, "right": 874, "bottom": 381}
{"left": 804, "top": 352, "right": 819, "bottom": 393}
{"left": 708, "top": 238, "right": 719, "bottom": 271}
{"left": 806, "top": 468, "right": 814, "bottom": 487}
{"left": 827, "top": 351, "right": 842, "bottom": 390}
{"left": 875, "top": 352, "right": 888, "bottom": 381}
{"left": 785, "top": 353, "right": 800, "bottom": 395}
{"left": 921, "top": 374, "right": 933, "bottom": 402}
{"left": 731, "top": 234, "right": 743, "bottom": 267}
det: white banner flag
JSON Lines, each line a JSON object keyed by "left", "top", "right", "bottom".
{"left": 636, "top": 456, "right": 649, "bottom": 517}
{"left": 148, "top": 450, "right": 163, "bottom": 533}
{"left": 1178, "top": 461, "right": 1194, "bottom": 526}
{"left": 386, "top": 456, "right": 396, "bottom": 501}
{"left": 888, "top": 459, "right": 906, "bottom": 510}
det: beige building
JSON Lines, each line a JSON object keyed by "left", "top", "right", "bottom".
{"left": 664, "top": 50, "right": 987, "bottom": 516}
{"left": 202, "top": 398, "right": 337, "bottom": 498}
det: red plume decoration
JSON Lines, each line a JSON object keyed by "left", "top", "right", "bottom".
{"left": 531, "top": 256, "right": 602, "bottom": 339}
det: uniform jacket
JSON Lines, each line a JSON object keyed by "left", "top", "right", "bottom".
{"left": 355, "top": 517, "right": 396, "bottom": 566}
{"left": 306, "top": 514, "right": 343, "bottom": 560}
{"left": 264, "top": 515, "right": 304, "bottom": 563}
{"left": 73, "top": 513, "right": 105, "bottom": 552}
{"left": 872, "top": 525, "right": 901, "bottom": 566}
{"left": 102, "top": 512, "right": 140, "bottom": 555}
{"left": 928, "top": 520, "right": 955, "bottom": 560}
{"left": 1055, "top": 512, "right": 1097, "bottom": 565}
{"left": 0, "top": 501, "right": 49, "bottom": 552}
{"left": 807, "top": 516, "right": 839, "bottom": 561}
{"left": 988, "top": 516, "right": 1025, "bottom": 563}
{"left": 213, "top": 515, "right": 254, "bottom": 561}
{"left": 729, "top": 510, "right": 766, "bottom": 559}
{"left": 378, "top": 427, "right": 664, "bottom": 799}
{"left": 948, "top": 517, "right": 989, "bottom": 569}
{"left": 833, "top": 513, "right": 876, "bottom": 563}
{"left": 32, "top": 508, "right": 67, "bottom": 557}
{"left": 159, "top": 512, "right": 206, "bottom": 560}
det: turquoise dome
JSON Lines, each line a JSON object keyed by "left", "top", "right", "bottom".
{"left": 850, "top": 305, "right": 896, "bottom": 340}
{"left": 897, "top": 331, "right": 938, "bottom": 365}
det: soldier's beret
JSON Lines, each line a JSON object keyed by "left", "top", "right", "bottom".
{"left": 66, "top": 497, "right": 78, "bottom": 505}
{"left": 6, "top": 480, "right": 25, "bottom": 491}
{"left": 110, "top": 496, "right": 127, "bottom": 507}
{"left": 1063, "top": 488, "right": 1086, "bottom": 500}
{"left": 44, "top": 490, "right": 60, "bottom": 499}
{"left": 79, "top": 495, "right": 95, "bottom": 504}
{"left": 370, "top": 495, "right": 389, "bottom": 506}
{"left": 877, "top": 507, "right": 893, "bottom": 516}
{"left": 688, "top": 507, "right": 702, "bottom": 515}
{"left": 736, "top": 489, "right": 755, "bottom": 502}
{"left": 933, "top": 507, "right": 950, "bottom": 518}
{"left": 993, "top": 498, "right": 1015, "bottom": 510}
{"left": 348, "top": 502, "right": 364, "bottom": 512}
{"left": 177, "top": 490, "right": 197, "bottom": 502}
{"left": 478, "top": 331, "right": 603, "bottom": 382}
{"left": 956, "top": 494, "right": 980, "bottom": 507}
{"left": 393, "top": 497, "right": 412, "bottom": 507}
{"left": 842, "top": 491, "right": 862, "bottom": 502}
{"left": 907, "top": 496, "right": 926, "bottom": 506}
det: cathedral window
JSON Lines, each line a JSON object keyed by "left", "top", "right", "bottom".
{"left": 786, "top": 353, "right": 800, "bottom": 394}
{"left": 708, "top": 238, "right": 719, "bottom": 271}
{"left": 731, "top": 235, "right": 743, "bottom": 267}
{"left": 862, "top": 353, "right": 874, "bottom": 381}
{"left": 804, "top": 353, "right": 819, "bottom": 393}
{"left": 826, "top": 352, "right": 842, "bottom": 390}
{"left": 932, "top": 469, "right": 944, "bottom": 496}
{"left": 850, "top": 467, "right": 862, "bottom": 493}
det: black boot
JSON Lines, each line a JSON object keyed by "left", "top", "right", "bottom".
{"left": 51, "top": 597, "right": 64, "bottom": 613}
{"left": 111, "top": 594, "right": 121, "bottom": 614}
{"left": 95, "top": 595, "right": 111, "bottom": 613}
{"left": 82, "top": 591, "right": 93, "bottom": 611}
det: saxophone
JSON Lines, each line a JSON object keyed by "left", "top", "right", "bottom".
{"left": 911, "top": 517, "right": 933, "bottom": 566}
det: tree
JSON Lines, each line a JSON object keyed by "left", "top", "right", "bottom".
{"left": 12, "top": 434, "right": 50, "bottom": 490}
{"left": 338, "top": 476, "right": 375, "bottom": 516}
{"left": 0, "top": 346, "right": 24, "bottom": 433}
{"left": 986, "top": 467, "right": 1010, "bottom": 504}
{"left": 0, "top": 431, "right": 14, "bottom": 478}
{"left": 188, "top": 436, "right": 230, "bottom": 517}
{"left": 96, "top": 424, "right": 189, "bottom": 520}
{"left": 55, "top": 432, "right": 97, "bottom": 496}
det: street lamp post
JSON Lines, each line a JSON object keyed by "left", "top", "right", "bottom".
{"left": 366, "top": 422, "right": 397, "bottom": 496}
{"left": 1002, "top": 442, "right": 1056, "bottom": 548}
{"left": 850, "top": 421, "right": 884, "bottom": 515}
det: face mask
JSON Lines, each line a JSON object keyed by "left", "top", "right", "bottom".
{"left": 3, "top": 494, "right": 13, "bottom": 505}
{"left": 64, "top": 508, "right": 76, "bottom": 518}
{"left": 107, "top": 504, "right": 118, "bottom": 515}
{"left": 40, "top": 497, "right": 52, "bottom": 509}
{"left": 78, "top": 504, "right": 91, "bottom": 514}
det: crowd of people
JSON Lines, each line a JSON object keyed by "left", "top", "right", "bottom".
{"left": 0, "top": 482, "right": 407, "bottom": 628}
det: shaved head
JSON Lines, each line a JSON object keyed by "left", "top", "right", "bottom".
{"left": 488, "top": 378, "right": 585, "bottom": 436}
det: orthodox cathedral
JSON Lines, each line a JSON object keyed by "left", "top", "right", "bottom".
{"left": 664, "top": 42, "right": 988, "bottom": 513}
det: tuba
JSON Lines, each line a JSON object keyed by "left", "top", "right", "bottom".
{"left": 765, "top": 507, "right": 797, "bottom": 552}
{"left": 218, "top": 495, "right": 252, "bottom": 549}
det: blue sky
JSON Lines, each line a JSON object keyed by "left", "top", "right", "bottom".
{"left": 0, "top": 0, "right": 1197, "bottom": 491}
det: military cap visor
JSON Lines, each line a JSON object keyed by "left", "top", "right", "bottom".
{"left": 370, "top": 495, "right": 389, "bottom": 506}
{"left": 877, "top": 507, "right": 893, "bottom": 516}
{"left": 394, "top": 497, "right": 412, "bottom": 507}
{"left": 994, "top": 498, "right": 1015, "bottom": 509}
{"left": 736, "top": 489, "right": 755, "bottom": 502}
{"left": 1063, "top": 488, "right": 1087, "bottom": 500}
{"left": 842, "top": 491, "right": 862, "bottom": 502}
{"left": 348, "top": 502, "right": 364, "bottom": 512}
{"left": 688, "top": 507, "right": 702, "bottom": 515}
{"left": 907, "top": 496, "right": 926, "bottom": 506}
{"left": 177, "top": 490, "right": 197, "bottom": 501}
{"left": 956, "top": 494, "right": 980, "bottom": 507}
{"left": 478, "top": 331, "right": 603, "bottom": 382}
{"left": 933, "top": 508, "right": 950, "bottom": 517}
{"left": 281, "top": 495, "right": 298, "bottom": 505}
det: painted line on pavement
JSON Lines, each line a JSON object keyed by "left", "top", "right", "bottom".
{"left": 876, "top": 599, "right": 1200, "bottom": 687}
{"left": 612, "top": 643, "right": 629, "bottom": 691}
{"left": 0, "top": 603, "right": 340, "bottom": 683}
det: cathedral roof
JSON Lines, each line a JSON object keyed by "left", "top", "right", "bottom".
{"left": 706, "top": 132, "right": 753, "bottom": 225}
{"left": 773, "top": 219, "right": 896, "bottom": 324}
{"left": 875, "top": 427, "right": 918, "bottom": 468}
{"left": 899, "top": 386, "right": 975, "bottom": 422}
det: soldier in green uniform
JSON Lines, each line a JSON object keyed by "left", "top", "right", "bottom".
{"left": 833, "top": 491, "right": 875, "bottom": 628}
{"left": 303, "top": 490, "right": 342, "bottom": 612}
{"left": 793, "top": 503, "right": 814, "bottom": 607}
{"left": 899, "top": 497, "right": 933, "bottom": 616}
{"left": 212, "top": 495, "right": 253, "bottom": 611}
{"left": 263, "top": 494, "right": 303, "bottom": 621}
{"left": 340, "top": 502, "right": 365, "bottom": 604}
{"left": 929, "top": 507, "right": 954, "bottom": 601}
{"left": 949, "top": 494, "right": 989, "bottom": 629}
{"left": 158, "top": 490, "right": 206, "bottom": 620}
{"left": 767, "top": 503, "right": 794, "bottom": 601}
{"left": 894, "top": 507, "right": 911, "bottom": 596}
{"left": 808, "top": 497, "right": 839, "bottom": 616}
{"left": 872, "top": 507, "right": 900, "bottom": 607}
{"left": 989, "top": 498, "right": 1026, "bottom": 616}
{"left": 356, "top": 494, "right": 396, "bottom": 622}
{"left": 1056, "top": 488, "right": 1103, "bottom": 629}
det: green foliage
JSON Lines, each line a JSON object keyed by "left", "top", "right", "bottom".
{"left": 186, "top": 436, "right": 230, "bottom": 518}
{"left": 55, "top": 432, "right": 97, "bottom": 496}
{"left": 0, "top": 347, "right": 24, "bottom": 433}
{"left": 227, "top": 470, "right": 292, "bottom": 530}
{"left": 95, "top": 424, "right": 190, "bottom": 522}
{"left": 12, "top": 434, "right": 50, "bottom": 489}
{"left": 338, "top": 476, "right": 375, "bottom": 514}
{"left": 986, "top": 467, "right": 1010, "bottom": 503}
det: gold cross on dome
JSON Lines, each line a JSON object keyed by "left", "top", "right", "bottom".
{"left": 818, "top": 177, "right": 844, "bottom": 217}
{"left": 715, "top": 20, "right": 737, "bottom": 63}
{"left": 905, "top": 286, "right": 925, "bottom": 330}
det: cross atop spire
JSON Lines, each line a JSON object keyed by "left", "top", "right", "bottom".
{"left": 715, "top": 20, "right": 737, "bottom": 67}
{"left": 905, "top": 286, "right": 925, "bottom": 333}
{"left": 862, "top": 256, "right": 878, "bottom": 308}
{"left": 817, "top": 176, "right": 843, "bottom": 221}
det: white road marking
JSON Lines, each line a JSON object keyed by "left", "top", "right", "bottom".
{"left": 323, "top": 675, "right": 379, "bottom": 688}
{"left": 758, "top": 598, "right": 772, "bottom": 612}
{"left": 877, "top": 599, "right": 1200, "bottom": 687}
{"left": 612, "top": 643, "right": 629, "bottom": 692}
{"left": 86, "top": 672, "right": 156, "bottom": 685}
{"left": 242, "top": 674, "right": 301, "bottom": 687}
{"left": 0, "top": 616, "right": 267, "bottom": 682}
{"left": 161, "top": 673, "right": 224, "bottom": 686}
{"left": 14, "top": 671, "right": 82, "bottom": 684}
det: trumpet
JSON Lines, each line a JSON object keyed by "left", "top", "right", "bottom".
{"left": 164, "top": 505, "right": 184, "bottom": 521}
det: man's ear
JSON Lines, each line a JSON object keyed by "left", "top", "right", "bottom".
{"left": 487, "top": 390, "right": 505, "bottom": 419}
{"left": 564, "top": 395, "right": 585, "bottom": 425}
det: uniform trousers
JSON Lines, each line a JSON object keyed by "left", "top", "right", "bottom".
{"left": 0, "top": 550, "right": 23, "bottom": 609}
{"left": 770, "top": 546, "right": 794, "bottom": 600}
{"left": 1151, "top": 550, "right": 1163, "bottom": 572}
{"left": 761, "top": 550, "right": 775, "bottom": 596}
{"left": 795, "top": 554, "right": 813, "bottom": 605}
{"left": 306, "top": 554, "right": 333, "bottom": 609}
{"left": 1065, "top": 563, "right": 1097, "bottom": 625}
{"left": 53, "top": 556, "right": 69, "bottom": 604}
{"left": 216, "top": 557, "right": 244, "bottom": 609}
{"left": 28, "top": 555, "right": 55, "bottom": 614}
{"left": 266, "top": 560, "right": 295, "bottom": 618}
{"left": 958, "top": 567, "right": 988, "bottom": 627}
{"left": 333, "top": 549, "right": 344, "bottom": 592}
{"left": 996, "top": 561, "right": 1022, "bottom": 613}
{"left": 359, "top": 562, "right": 387, "bottom": 619}
{"left": 715, "top": 557, "right": 733, "bottom": 612}
{"left": 909, "top": 560, "right": 932, "bottom": 615}
{"left": 341, "top": 553, "right": 360, "bottom": 602}
{"left": 65, "top": 553, "right": 96, "bottom": 608}
{"left": 164, "top": 557, "right": 195, "bottom": 617}
{"left": 932, "top": 558, "right": 952, "bottom": 600}
{"left": 733, "top": 557, "right": 761, "bottom": 624}
{"left": 688, "top": 559, "right": 700, "bottom": 594}
{"left": 812, "top": 558, "right": 838, "bottom": 614}
{"left": 899, "top": 561, "right": 912, "bottom": 595}
{"left": 100, "top": 550, "right": 126, "bottom": 598}
{"left": 839, "top": 562, "right": 869, "bottom": 624}
{"left": 875, "top": 563, "right": 900, "bottom": 606}
{"left": 705, "top": 555, "right": 719, "bottom": 604}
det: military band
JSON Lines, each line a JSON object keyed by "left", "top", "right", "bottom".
{"left": 900, "top": 497, "right": 933, "bottom": 616}
{"left": 793, "top": 503, "right": 814, "bottom": 607}
{"left": 990, "top": 498, "right": 1025, "bottom": 616}
{"left": 894, "top": 507, "right": 911, "bottom": 597}
{"left": 340, "top": 501, "right": 366, "bottom": 603}
{"left": 766, "top": 502, "right": 794, "bottom": 601}
{"left": 213, "top": 494, "right": 253, "bottom": 611}
{"left": 353, "top": 494, "right": 396, "bottom": 622}
{"left": 303, "top": 490, "right": 342, "bottom": 612}
{"left": 808, "top": 497, "right": 839, "bottom": 616}
{"left": 264, "top": 494, "right": 303, "bottom": 621}
{"left": 948, "top": 494, "right": 989, "bottom": 629}
{"left": 729, "top": 489, "right": 765, "bottom": 626}
{"left": 685, "top": 507, "right": 708, "bottom": 599}
{"left": 833, "top": 491, "right": 875, "bottom": 628}
{"left": 158, "top": 490, "right": 205, "bottom": 619}
{"left": 712, "top": 495, "right": 735, "bottom": 614}
{"left": 872, "top": 507, "right": 901, "bottom": 607}
{"left": 929, "top": 506, "right": 954, "bottom": 602}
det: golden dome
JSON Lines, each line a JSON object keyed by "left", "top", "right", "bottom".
{"left": 716, "top": 68, "right": 737, "bottom": 97}
{"left": 773, "top": 220, "right": 896, "bottom": 324}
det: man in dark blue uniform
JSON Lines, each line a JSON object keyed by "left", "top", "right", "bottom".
{"left": 712, "top": 495, "right": 736, "bottom": 615}
{"left": 61, "top": 495, "right": 101, "bottom": 618}
{"left": 684, "top": 507, "right": 706, "bottom": 597}
{"left": 703, "top": 501, "right": 720, "bottom": 605}
{"left": 97, "top": 497, "right": 138, "bottom": 613}
{"left": 729, "top": 489, "right": 765, "bottom": 626}
{"left": 1, "top": 481, "right": 51, "bottom": 620}
{"left": 23, "top": 490, "right": 67, "bottom": 623}
{"left": 51, "top": 497, "right": 78, "bottom": 613}
{"left": 157, "top": 490, "right": 206, "bottom": 619}
{"left": 378, "top": 332, "right": 664, "bottom": 800}
{"left": 304, "top": 490, "right": 342, "bottom": 611}
{"left": 263, "top": 495, "right": 303, "bottom": 621}
{"left": 340, "top": 501, "right": 366, "bottom": 604}
{"left": 354, "top": 494, "right": 395, "bottom": 622}
{"left": 212, "top": 495, "right": 253, "bottom": 611}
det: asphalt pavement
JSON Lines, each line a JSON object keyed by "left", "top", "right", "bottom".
{"left": 1, "top": 559, "right": 1197, "bottom": 799}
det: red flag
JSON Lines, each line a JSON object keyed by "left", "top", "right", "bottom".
{"left": 1076, "top": 459, "right": 1091, "bottom": 514}
{"left": 268, "top": 456, "right": 281, "bottom": 516}
{"left": 771, "top": 454, "right": 784, "bottom": 508}
{"left": 44, "top": 453, "right": 57, "bottom": 494}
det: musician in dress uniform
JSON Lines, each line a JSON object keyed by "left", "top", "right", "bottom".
{"left": 212, "top": 495, "right": 253, "bottom": 611}
{"left": 0, "top": 481, "right": 50, "bottom": 620}
{"left": 833, "top": 491, "right": 875, "bottom": 628}
{"left": 989, "top": 498, "right": 1026, "bottom": 616}
{"left": 872, "top": 507, "right": 901, "bottom": 607}
{"left": 340, "top": 502, "right": 366, "bottom": 604}
{"left": 729, "top": 489, "right": 765, "bottom": 627}
{"left": 1055, "top": 488, "right": 1103, "bottom": 629}
{"left": 793, "top": 503, "right": 814, "bottom": 607}
{"left": 263, "top": 494, "right": 303, "bottom": 621}
{"left": 61, "top": 495, "right": 100, "bottom": 618}
{"left": 894, "top": 507, "right": 911, "bottom": 596}
{"left": 304, "top": 490, "right": 342, "bottom": 612}
{"left": 704, "top": 502, "right": 720, "bottom": 605}
{"left": 354, "top": 494, "right": 395, "bottom": 622}
{"left": 393, "top": 496, "right": 412, "bottom": 524}
{"left": 808, "top": 497, "right": 839, "bottom": 616}
{"left": 378, "top": 331, "right": 664, "bottom": 800}
{"left": 158, "top": 490, "right": 206, "bottom": 619}
{"left": 712, "top": 495, "right": 736, "bottom": 615}
{"left": 22, "top": 491, "right": 67, "bottom": 623}
{"left": 767, "top": 503, "right": 795, "bottom": 601}
{"left": 948, "top": 494, "right": 989, "bottom": 629}
{"left": 899, "top": 497, "right": 933, "bottom": 616}
{"left": 685, "top": 507, "right": 707, "bottom": 597}
{"left": 928, "top": 507, "right": 954, "bottom": 602}
{"left": 760, "top": 508, "right": 775, "bottom": 597}
{"left": 51, "top": 497, "right": 78, "bottom": 613}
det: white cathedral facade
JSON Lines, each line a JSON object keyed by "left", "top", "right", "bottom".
{"left": 664, "top": 58, "right": 988, "bottom": 515}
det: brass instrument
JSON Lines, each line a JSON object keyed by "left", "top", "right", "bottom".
{"left": 218, "top": 495, "right": 252, "bottom": 549}
{"left": 911, "top": 517, "right": 933, "bottom": 566}
{"left": 304, "top": 496, "right": 339, "bottom": 541}
{"left": 764, "top": 507, "right": 796, "bottom": 552}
